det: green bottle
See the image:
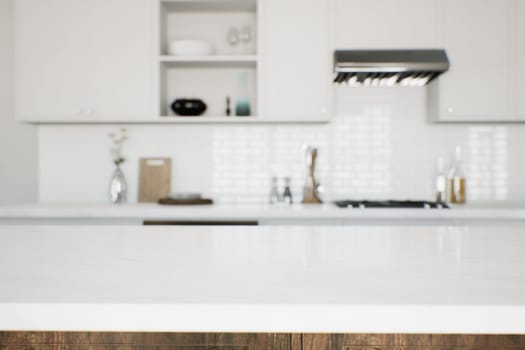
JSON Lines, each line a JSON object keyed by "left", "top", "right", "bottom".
{"left": 235, "top": 71, "right": 251, "bottom": 116}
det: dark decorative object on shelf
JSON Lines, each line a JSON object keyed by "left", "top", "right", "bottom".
{"left": 226, "top": 96, "right": 231, "bottom": 116}
{"left": 171, "top": 99, "right": 207, "bottom": 116}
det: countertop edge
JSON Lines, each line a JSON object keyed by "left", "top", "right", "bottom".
{"left": 1, "top": 304, "right": 525, "bottom": 333}
{"left": 3, "top": 203, "right": 525, "bottom": 221}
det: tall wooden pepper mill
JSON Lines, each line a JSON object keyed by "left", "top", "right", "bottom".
{"left": 302, "top": 146, "right": 323, "bottom": 204}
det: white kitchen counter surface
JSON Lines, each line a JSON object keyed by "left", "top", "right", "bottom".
{"left": 2, "top": 202, "right": 525, "bottom": 223}
{"left": 1, "top": 225, "right": 524, "bottom": 333}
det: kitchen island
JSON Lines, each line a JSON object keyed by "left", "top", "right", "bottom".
{"left": 1, "top": 225, "right": 524, "bottom": 334}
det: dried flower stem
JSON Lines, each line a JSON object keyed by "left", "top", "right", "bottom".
{"left": 109, "top": 128, "right": 128, "bottom": 166}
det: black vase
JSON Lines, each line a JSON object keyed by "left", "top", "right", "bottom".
{"left": 171, "top": 99, "right": 207, "bottom": 116}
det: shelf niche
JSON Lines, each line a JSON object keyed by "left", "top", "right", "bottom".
{"left": 159, "top": 64, "right": 257, "bottom": 117}
{"left": 158, "top": 0, "right": 258, "bottom": 120}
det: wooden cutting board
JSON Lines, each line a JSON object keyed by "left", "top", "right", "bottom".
{"left": 138, "top": 158, "right": 172, "bottom": 203}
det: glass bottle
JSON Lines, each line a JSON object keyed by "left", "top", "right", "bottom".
{"left": 435, "top": 157, "right": 447, "bottom": 203}
{"left": 235, "top": 71, "right": 251, "bottom": 116}
{"left": 227, "top": 26, "right": 239, "bottom": 49}
{"left": 447, "top": 146, "right": 466, "bottom": 204}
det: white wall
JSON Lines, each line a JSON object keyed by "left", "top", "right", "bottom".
{"left": 0, "top": 0, "right": 37, "bottom": 205}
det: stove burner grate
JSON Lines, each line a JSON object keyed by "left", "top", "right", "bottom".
{"left": 333, "top": 200, "right": 449, "bottom": 209}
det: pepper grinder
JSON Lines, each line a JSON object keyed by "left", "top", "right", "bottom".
{"left": 302, "top": 146, "right": 323, "bottom": 204}
{"left": 282, "top": 177, "right": 293, "bottom": 205}
{"left": 225, "top": 96, "right": 231, "bottom": 116}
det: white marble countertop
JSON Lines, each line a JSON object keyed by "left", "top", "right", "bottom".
{"left": 2, "top": 202, "right": 525, "bottom": 224}
{"left": 1, "top": 225, "right": 524, "bottom": 333}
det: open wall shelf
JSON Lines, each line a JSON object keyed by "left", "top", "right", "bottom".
{"left": 159, "top": 64, "right": 257, "bottom": 117}
{"left": 159, "top": 0, "right": 257, "bottom": 13}
{"left": 159, "top": 55, "right": 258, "bottom": 64}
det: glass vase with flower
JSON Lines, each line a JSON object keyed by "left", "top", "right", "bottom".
{"left": 108, "top": 128, "right": 128, "bottom": 204}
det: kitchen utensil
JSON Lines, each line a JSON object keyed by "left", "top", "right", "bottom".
{"left": 168, "top": 39, "right": 214, "bottom": 56}
{"left": 171, "top": 99, "right": 207, "bottom": 116}
{"left": 138, "top": 158, "right": 172, "bottom": 203}
{"left": 302, "top": 146, "right": 322, "bottom": 204}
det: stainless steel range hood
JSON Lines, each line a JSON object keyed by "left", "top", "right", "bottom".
{"left": 333, "top": 49, "right": 449, "bottom": 87}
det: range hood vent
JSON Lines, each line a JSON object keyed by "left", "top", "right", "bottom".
{"left": 334, "top": 49, "right": 449, "bottom": 87}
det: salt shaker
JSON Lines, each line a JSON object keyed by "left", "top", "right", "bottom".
{"left": 269, "top": 177, "right": 281, "bottom": 204}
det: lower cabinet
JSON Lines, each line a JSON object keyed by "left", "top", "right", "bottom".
{"left": 303, "top": 334, "right": 525, "bottom": 350}
{"left": 0, "top": 333, "right": 293, "bottom": 350}
{"left": 1, "top": 333, "right": 525, "bottom": 350}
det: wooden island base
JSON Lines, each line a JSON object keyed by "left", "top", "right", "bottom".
{"left": 1, "top": 333, "right": 525, "bottom": 350}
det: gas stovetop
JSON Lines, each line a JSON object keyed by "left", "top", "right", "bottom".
{"left": 333, "top": 200, "right": 449, "bottom": 209}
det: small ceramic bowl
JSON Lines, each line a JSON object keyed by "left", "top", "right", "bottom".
{"left": 171, "top": 98, "right": 207, "bottom": 116}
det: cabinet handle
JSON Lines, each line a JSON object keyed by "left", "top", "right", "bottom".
{"left": 447, "top": 107, "right": 454, "bottom": 113}
{"left": 321, "top": 107, "right": 328, "bottom": 114}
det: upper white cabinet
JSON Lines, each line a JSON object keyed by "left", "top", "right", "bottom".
{"left": 14, "top": 0, "right": 154, "bottom": 122}
{"left": 428, "top": 0, "right": 513, "bottom": 122}
{"left": 428, "top": 0, "right": 525, "bottom": 122}
{"left": 514, "top": 0, "right": 525, "bottom": 118}
{"left": 332, "top": 0, "right": 439, "bottom": 49}
{"left": 258, "top": 0, "right": 331, "bottom": 121}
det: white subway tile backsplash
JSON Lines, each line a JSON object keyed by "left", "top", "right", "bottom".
{"left": 466, "top": 126, "right": 508, "bottom": 201}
